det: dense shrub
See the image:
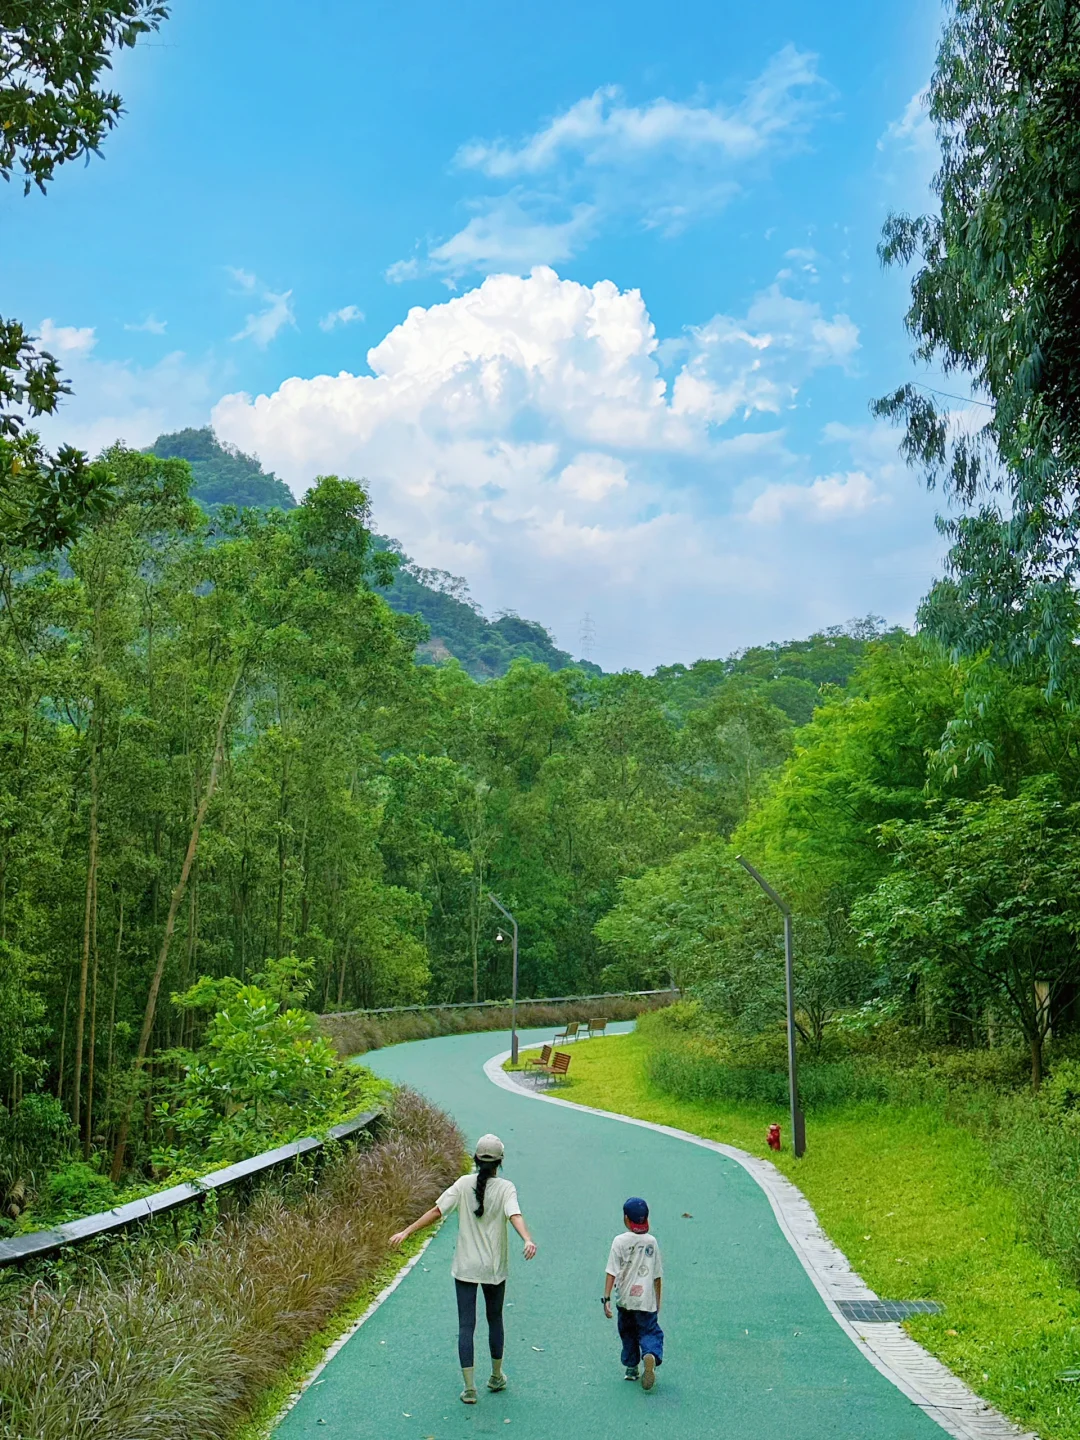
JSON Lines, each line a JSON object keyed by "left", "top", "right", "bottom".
{"left": 39, "top": 1163, "right": 117, "bottom": 1223}
{"left": 647, "top": 1048, "right": 894, "bottom": 1110}
{"left": 0, "top": 1087, "right": 464, "bottom": 1440}
{"left": 988, "top": 1068, "right": 1080, "bottom": 1287}
{"left": 0, "top": 1094, "right": 75, "bottom": 1215}
{"left": 319, "top": 992, "right": 675, "bottom": 1057}
{"left": 641, "top": 1004, "right": 1032, "bottom": 1115}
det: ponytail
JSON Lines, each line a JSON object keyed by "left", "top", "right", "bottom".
{"left": 474, "top": 1156, "right": 501, "bottom": 1217}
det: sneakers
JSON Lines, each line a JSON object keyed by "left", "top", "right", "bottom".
{"left": 642, "top": 1354, "right": 656, "bottom": 1392}
{"left": 460, "top": 1386, "right": 478, "bottom": 1404}
{"left": 487, "top": 1372, "right": 508, "bottom": 1392}
{"left": 624, "top": 1365, "right": 640, "bottom": 1381}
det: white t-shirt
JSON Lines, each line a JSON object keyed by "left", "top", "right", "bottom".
{"left": 606, "top": 1230, "right": 663, "bottom": 1312}
{"left": 436, "top": 1173, "right": 521, "bottom": 1285}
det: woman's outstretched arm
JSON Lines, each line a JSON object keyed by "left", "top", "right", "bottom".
{"left": 510, "top": 1212, "right": 537, "bottom": 1260}
{"left": 388, "top": 1205, "right": 441, "bottom": 1248}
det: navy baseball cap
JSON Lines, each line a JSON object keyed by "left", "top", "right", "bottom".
{"left": 623, "top": 1196, "right": 649, "bottom": 1232}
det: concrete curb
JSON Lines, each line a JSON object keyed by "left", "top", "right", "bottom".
{"left": 486, "top": 1047, "right": 1036, "bottom": 1440}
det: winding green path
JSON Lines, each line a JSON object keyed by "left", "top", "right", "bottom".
{"left": 277, "top": 1027, "right": 945, "bottom": 1439}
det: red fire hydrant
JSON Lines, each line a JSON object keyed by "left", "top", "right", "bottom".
{"left": 766, "top": 1123, "right": 782, "bottom": 1152}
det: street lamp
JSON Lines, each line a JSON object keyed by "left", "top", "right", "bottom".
{"left": 735, "top": 855, "right": 805, "bottom": 1158}
{"left": 488, "top": 893, "right": 519, "bottom": 1065}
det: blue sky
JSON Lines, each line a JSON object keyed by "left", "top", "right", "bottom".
{"left": 8, "top": 0, "right": 951, "bottom": 670}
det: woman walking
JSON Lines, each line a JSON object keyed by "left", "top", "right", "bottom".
{"left": 389, "top": 1133, "right": 537, "bottom": 1404}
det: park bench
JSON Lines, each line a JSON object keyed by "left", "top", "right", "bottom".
{"left": 553, "top": 1020, "right": 580, "bottom": 1043}
{"left": 539, "top": 1051, "right": 572, "bottom": 1086}
{"left": 587, "top": 1019, "right": 607, "bottom": 1039}
{"left": 525, "top": 1044, "right": 553, "bottom": 1074}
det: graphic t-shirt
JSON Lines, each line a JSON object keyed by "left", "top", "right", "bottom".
{"left": 606, "top": 1230, "right": 663, "bottom": 1312}
{"left": 436, "top": 1173, "right": 521, "bottom": 1285}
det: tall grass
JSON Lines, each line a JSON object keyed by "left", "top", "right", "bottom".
{"left": 646, "top": 1041, "right": 1032, "bottom": 1112}
{"left": 319, "top": 993, "right": 672, "bottom": 1057}
{"left": 0, "top": 1088, "right": 464, "bottom": 1440}
{"left": 642, "top": 1008, "right": 1080, "bottom": 1288}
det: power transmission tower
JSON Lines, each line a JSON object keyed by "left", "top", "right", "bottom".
{"left": 579, "top": 612, "right": 596, "bottom": 663}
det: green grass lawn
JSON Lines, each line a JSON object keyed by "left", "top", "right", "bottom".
{"left": 517, "top": 1032, "right": 1080, "bottom": 1440}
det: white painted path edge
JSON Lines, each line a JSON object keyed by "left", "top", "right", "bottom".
{"left": 486, "top": 1048, "right": 1036, "bottom": 1440}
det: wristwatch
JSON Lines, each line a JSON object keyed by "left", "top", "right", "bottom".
{"left": 601, "top": 1296, "right": 611, "bottom": 1306}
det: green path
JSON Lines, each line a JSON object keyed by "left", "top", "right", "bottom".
{"left": 277, "top": 1028, "right": 946, "bottom": 1439}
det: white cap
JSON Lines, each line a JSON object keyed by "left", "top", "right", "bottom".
{"left": 475, "top": 1133, "right": 505, "bottom": 1162}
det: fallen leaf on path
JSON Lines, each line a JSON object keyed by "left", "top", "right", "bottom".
{"left": 682, "top": 1212, "right": 693, "bottom": 1218}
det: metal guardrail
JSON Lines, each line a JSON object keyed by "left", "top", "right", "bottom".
{"left": 0, "top": 1110, "right": 381, "bottom": 1269}
{"left": 321, "top": 988, "right": 679, "bottom": 1020}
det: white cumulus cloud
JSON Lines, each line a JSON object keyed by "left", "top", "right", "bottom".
{"left": 30, "top": 345, "right": 217, "bottom": 456}
{"left": 38, "top": 318, "right": 97, "bottom": 356}
{"left": 748, "top": 470, "right": 881, "bottom": 523}
{"left": 211, "top": 267, "right": 939, "bottom": 667}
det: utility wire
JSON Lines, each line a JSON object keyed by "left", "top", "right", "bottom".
{"left": 910, "top": 381, "right": 995, "bottom": 410}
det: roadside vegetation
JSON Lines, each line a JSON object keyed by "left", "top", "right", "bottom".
{"left": 0, "top": 1087, "right": 463, "bottom": 1440}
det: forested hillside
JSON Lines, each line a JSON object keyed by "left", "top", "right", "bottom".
{"left": 149, "top": 428, "right": 595, "bottom": 680}
{"left": 149, "top": 427, "right": 297, "bottom": 511}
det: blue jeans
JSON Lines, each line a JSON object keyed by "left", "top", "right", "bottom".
{"left": 617, "top": 1306, "right": 664, "bottom": 1367}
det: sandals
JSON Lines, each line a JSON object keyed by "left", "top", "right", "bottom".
{"left": 460, "top": 1386, "right": 478, "bottom": 1404}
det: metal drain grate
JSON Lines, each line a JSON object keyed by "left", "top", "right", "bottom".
{"left": 837, "top": 1299, "right": 943, "bottom": 1323}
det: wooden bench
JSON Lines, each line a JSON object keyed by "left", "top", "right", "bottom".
{"left": 553, "top": 1020, "right": 580, "bottom": 1043}
{"left": 525, "top": 1044, "right": 552, "bottom": 1073}
{"left": 539, "top": 1050, "right": 572, "bottom": 1086}
{"left": 587, "top": 1019, "right": 608, "bottom": 1040}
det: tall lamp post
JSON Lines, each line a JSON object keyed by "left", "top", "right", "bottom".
{"left": 735, "top": 856, "right": 805, "bottom": 1158}
{"left": 488, "top": 893, "right": 520, "bottom": 1065}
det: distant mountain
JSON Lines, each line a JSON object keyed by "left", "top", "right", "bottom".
{"left": 146, "top": 427, "right": 600, "bottom": 681}
{"left": 148, "top": 427, "right": 297, "bottom": 511}
{"left": 373, "top": 538, "right": 601, "bottom": 680}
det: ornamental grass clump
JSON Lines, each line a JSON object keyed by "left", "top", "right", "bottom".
{"left": 0, "top": 1087, "right": 464, "bottom": 1440}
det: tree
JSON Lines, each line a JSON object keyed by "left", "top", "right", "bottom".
{"left": 855, "top": 782, "right": 1080, "bottom": 1086}
{"left": 0, "top": 1, "right": 169, "bottom": 194}
{"left": 875, "top": 0, "right": 1080, "bottom": 680}
{"left": 0, "top": 1, "right": 169, "bottom": 551}
{"left": 164, "top": 957, "right": 370, "bottom": 1163}
{"left": 595, "top": 840, "right": 872, "bottom": 1048}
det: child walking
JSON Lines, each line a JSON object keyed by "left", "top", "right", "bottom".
{"left": 389, "top": 1133, "right": 536, "bottom": 1406}
{"left": 602, "top": 1196, "right": 663, "bottom": 1391}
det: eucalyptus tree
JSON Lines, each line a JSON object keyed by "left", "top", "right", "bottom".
{"left": 876, "top": 0, "right": 1080, "bottom": 680}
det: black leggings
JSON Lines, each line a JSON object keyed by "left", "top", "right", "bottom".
{"left": 454, "top": 1279, "right": 505, "bottom": 1368}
